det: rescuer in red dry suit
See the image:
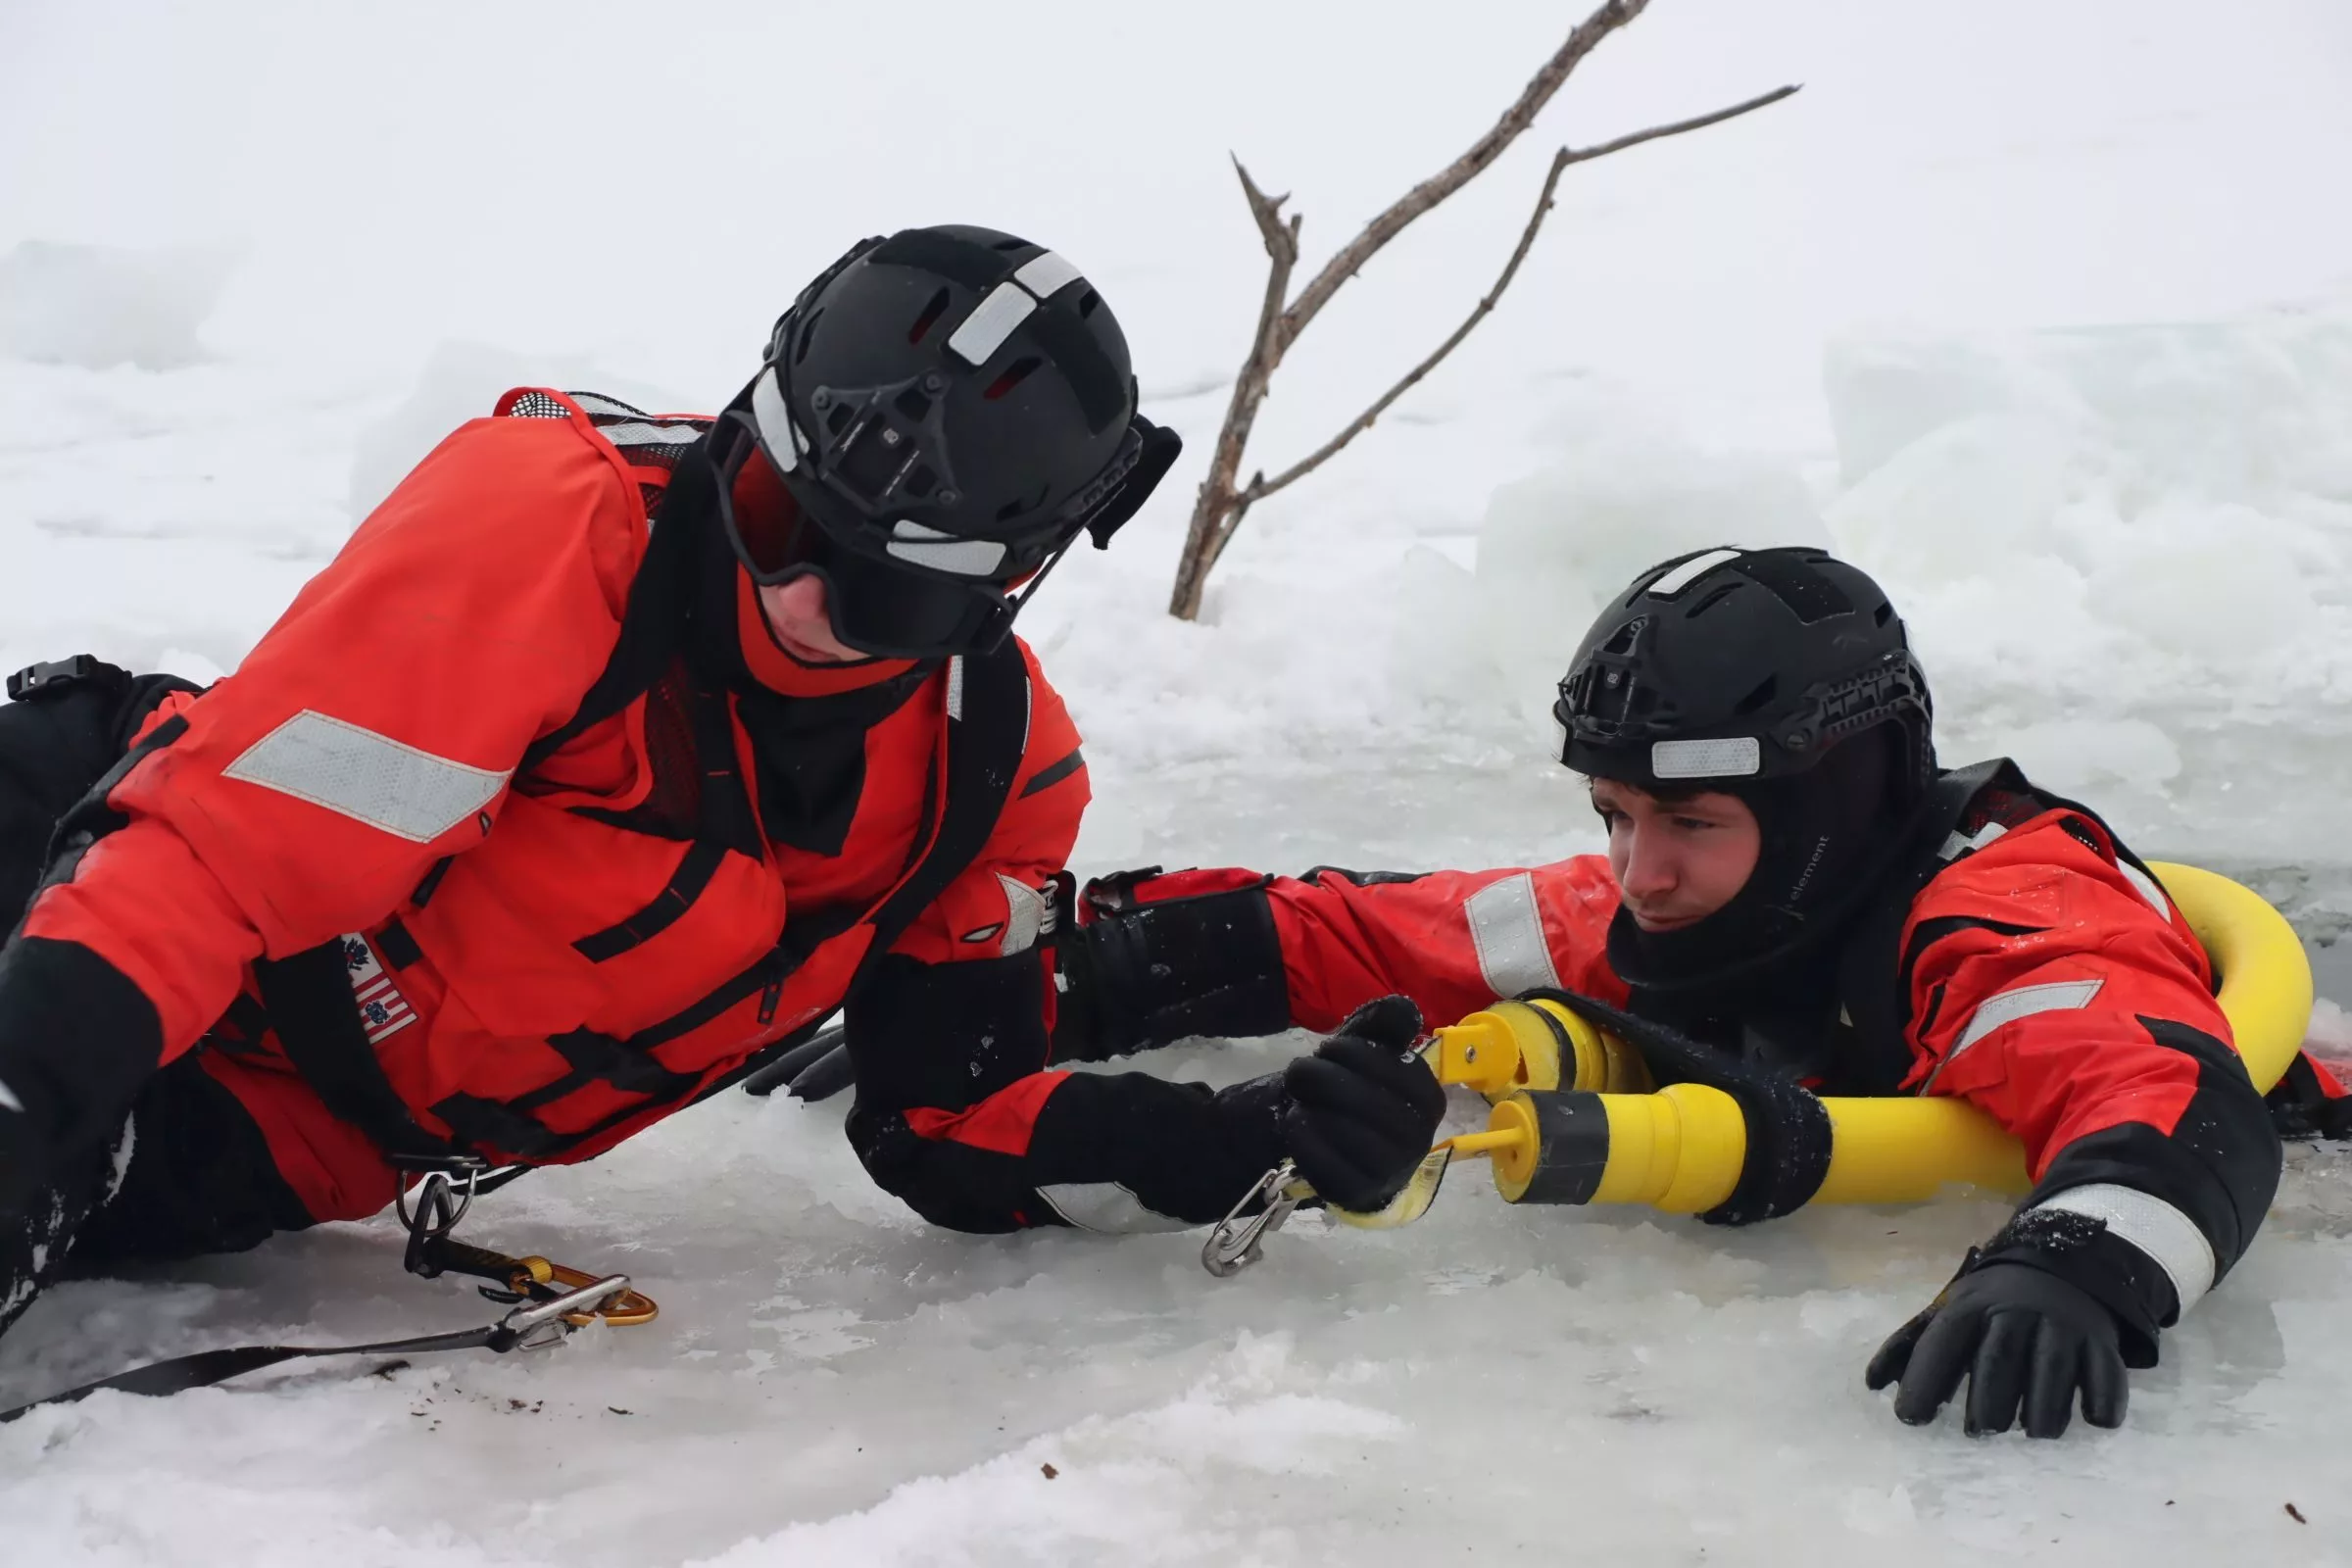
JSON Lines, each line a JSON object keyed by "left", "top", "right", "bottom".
{"left": 1023, "top": 547, "right": 2348, "bottom": 1438}
{"left": 0, "top": 225, "right": 1446, "bottom": 1341}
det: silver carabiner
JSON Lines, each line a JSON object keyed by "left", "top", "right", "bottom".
{"left": 396, "top": 1164, "right": 484, "bottom": 1238}
{"left": 498, "top": 1273, "right": 636, "bottom": 1351}
{"left": 1201, "top": 1160, "right": 1305, "bottom": 1278}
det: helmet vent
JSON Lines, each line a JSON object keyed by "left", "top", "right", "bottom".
{"left": 904, "top": 465, "right": 939, "bottom": 499}
{"left": 794, "top": 310, "right": 824, "bottom": 366}
{"left": 1686, "top": 581, "right": 1742, "bottom": 619}
{"left": 1599, "top": 618, "right": 1644, "bottom": 658}
{"left": 1735, "top": 549, "right": 1852, "bottom": 623}
{"left": 894, "top": 387, "right": 933, "bottom": 421}
{"left": 1734, "top": 675, "right": 1778, "bottom": 714}
{"left": 907, "top": 288, "right": 952, "bottom": 344}
{"left": 1874, "top": 601, "right": 1894, "bottom": 626}
{"left": 990, "top": 237, "right": 1028, "bottom": 252}
{"left": 1078, "top": 290, "right": 1101, "bottom": 318}
{"left": 985, "top": 357, "right": 1043, "bottom": 400}
{"left": 825, "top": 403, "right": 855, "bottom": 437}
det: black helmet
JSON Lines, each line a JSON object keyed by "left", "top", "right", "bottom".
{"left": 710, "top": 224, "right": 1181, "bottom": 659}
{"left": 1554, "top": 546, "right": 1934, "bottom": 799}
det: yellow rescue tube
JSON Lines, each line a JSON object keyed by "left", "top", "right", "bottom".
{"left": 1436, "top": 861, "right": 2313, "bottom": 1210}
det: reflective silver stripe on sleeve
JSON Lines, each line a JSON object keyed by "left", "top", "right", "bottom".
{"left": 946, "top": 656, "right": 965, "bottom": 721}
{"left": 946, "top": 281, "right": 1037, "bottom": 366}
{"left": 1924, "top": 976, "right": 2103, "bottom": 1090}
{"left": 1036, "top": 1181, "right": 1197, "bottom": 1234}
{"left": 1652, "top": 736, "right": 1760, "bottom": 779}
{"left": 221, "top": 710, "right": 510, "bottom": 845}
{"left": 887, "top": 520, "right": 1007, "bottom": 577}
{"left": 750, "top": 368, "right": 798, "bottom": 471}
{"left": 1646, "top": 547, "right": 1743, "bottom": 597}
{"left": 997, "top": 874, "right": 1047, "bottom": 956}
{"left": 1463, "top": 872, "right": 1563, "bottom": 998}
{"left": 1012, "top": 250, "right": 1084, "bottom": 299}
{"left": 2118, "top": 860, "right": 2172, "bottom": 919}
{"left": 2034, "top": 1182, "right": 2217, "bottom": 1311}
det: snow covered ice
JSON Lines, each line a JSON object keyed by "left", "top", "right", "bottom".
{"left": 3, "top": 0, "right": 2351, "bottom": 1562}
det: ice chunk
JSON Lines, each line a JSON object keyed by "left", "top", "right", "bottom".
{"left": 347, "top": 342, "right": 695, "bottom": 525}
{"left": 0, "top": 240, "right": 233, "bottom": 370}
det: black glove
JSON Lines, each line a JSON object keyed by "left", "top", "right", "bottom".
{"left": 1866, "top": 1258, "right": 2129, "bottom": 1438}
{"left": 1866, "top": 1207, "right": 2174, "bottom": 1438}
{"left": 1279, "top": 996, "right": 1445, "bottom": 1212}
{"left": 740, "top": 1024, "right": 845, "bottom": 1098}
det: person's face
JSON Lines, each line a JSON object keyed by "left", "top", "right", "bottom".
{"left": 756, "top": 575, "right": 865, "bottom": 664}
{"left": 1591, "top": 777, "right": 1762, "bottom": 932}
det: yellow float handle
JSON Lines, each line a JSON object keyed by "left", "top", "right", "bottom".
{"left": 1451, "top": 862, "right": 2312, "bottom": 1210}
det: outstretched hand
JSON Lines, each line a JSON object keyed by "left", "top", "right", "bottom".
{"left": 1866, "top": 1257, "right": 2131, "bottom": 1438}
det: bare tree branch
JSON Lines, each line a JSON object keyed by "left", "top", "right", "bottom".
{"left": 1274, "top": 0, "right": 1651, "bottom": 353}
{"left": 1170, "top": 158, "right": 1302, "bottom": 620}
{"left": 1165, "top": 1, "right": 1793, "bottom": 620}
{"left": 1241, "top": 83, "right": 1800, "bottom": 509}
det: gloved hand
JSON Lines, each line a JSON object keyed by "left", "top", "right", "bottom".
{"left": 1866, "top": 1256, "right": 2131, "bottom": 1438}
{"left": 1279, "top": 996, "right": 1446, "bottom": 1212}
{"left": 740, "top": 1023, "right": 848, "bottom": 1099}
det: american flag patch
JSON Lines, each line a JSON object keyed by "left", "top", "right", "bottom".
{"left": 342, "top": 932, "right": 418, "bottom": 1045}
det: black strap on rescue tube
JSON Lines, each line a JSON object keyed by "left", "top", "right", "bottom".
{"left": 1514, "top": 987, "right": 1835, "bottom": 1227}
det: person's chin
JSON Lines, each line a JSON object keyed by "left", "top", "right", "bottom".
{"left": 1630, "top": 910, "right": 1701, "bottom": 933}
{"left": 776, "top": 628, "right": 857, "bottom": 664}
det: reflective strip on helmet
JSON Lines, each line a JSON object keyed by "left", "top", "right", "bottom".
{"left": 887, "top": 519, "right": 1007, "bottom": 577}
{"left": 1923, "top": 976, "right": 2104, "bottom": 1089}
{"left": 1651, "top": 736, "right": 1761, "bottom": 779}
{"left": 947, "top": 281, "right": 1038, "bottom": 366}
{"left": 0, "top": 1073, "right": 22, "bottom": 1113}
{"left": 1036, "top": 1181, "right": 1197, "bottom": 1233}
{"left": 1013, "top": 250, "right": 1084, "bottom": 299}
{"left": 1464, "top": 873, "right": 1563, "bottom": 997}
{"left": 2034, "top": 1182, "right": 2216, "bottom": 1311}
{"left": 222, "top": 710, "right": 510, "bottom": 845}
{"left": 750, "top": 368, "right": 799, "bottom": 472}
{"left": 996, "top": 873, "right": 1048, "bottom": 956}
{"left": 1646, "top": 547, "right": 1744, "bottom": 597}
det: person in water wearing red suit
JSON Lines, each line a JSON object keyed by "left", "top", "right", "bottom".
{"left": 1031, "top": 546, "right": 2345, "bottom": 1438}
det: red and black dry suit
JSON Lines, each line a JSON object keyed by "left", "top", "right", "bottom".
{"left": 0, "top": 390, "right": 1293, "bottom": 1316}
{"left": 1064, "top": 762, "right": 2342, "bottom": 1318}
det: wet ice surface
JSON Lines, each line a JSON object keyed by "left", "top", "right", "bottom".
{"left": 1, "top": 742, "right": 2346, "bottom": 1568}
{"left": 7, "top": 0, "right": 2352, "bottom": 1561}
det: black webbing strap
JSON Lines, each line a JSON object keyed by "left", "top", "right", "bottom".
{"left": 253, "top": 940, "right": 466, "bottom": 1165}
{"left": 265, "top": 637, "right": 1033, "bottom": 1164}
{"left": 705, "top": 637, "right": 1032, "bottom": 1101}
{"left": 0, "top": 1323, "right": 515, "bottom": 1421}
{"left": 1517, "top": 987, "right": 1836, "bottom": 1227}
{"left": 515, "top": 439, "right": 714, "bottom": 779}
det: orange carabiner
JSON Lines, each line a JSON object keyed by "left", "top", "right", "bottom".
{"left": 510, "top": 1255, "right": 661, "bottom": 1327}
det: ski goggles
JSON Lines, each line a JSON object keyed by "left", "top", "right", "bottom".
{"left": 710, "top": 368, "right": 1177, "bottom": 661}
